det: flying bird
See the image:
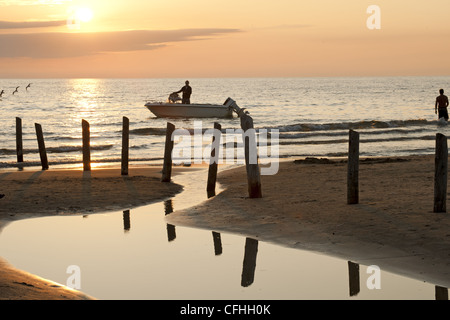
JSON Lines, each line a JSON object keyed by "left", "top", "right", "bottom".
{"left": 12, "top": 86, "right": 19, "bottom": 95}
{"left": 0, "top": 90, "right": 4, "bottom": 97}
{"left": 26, "top": 83, "right": 32, "bottom": 91}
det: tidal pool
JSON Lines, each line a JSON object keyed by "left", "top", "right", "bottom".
{"left": 0, "top": 169, "right": 445, "bottom": 300}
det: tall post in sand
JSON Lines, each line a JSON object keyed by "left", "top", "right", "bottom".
{"left": 434, "top": 133, "right": 448, "bottom": 213}
{"left": 207, "top": 122, "right": 222, "bottom": 198}
{"left": 121, "top": 116, "right": 129, "bottom": 176}
{"left": 161, "top": 122, "right": 175, "bottom": 182}
{"left": 34, "top": 123, "right": 49, "bottom": 170}
{"left": 347, "top": 129, "right": 359, "bottom": 204}
{"left": 82, "top": 119, "right": 91, "bottom": 172}
{"left": 224, "top": 98, "right": 262, "bottom": 198}
{"left": 240, "top": 111, "right": 262, "bottom": 198}
{"left": 16, "top": 117, "right": 23, "bottom": 163}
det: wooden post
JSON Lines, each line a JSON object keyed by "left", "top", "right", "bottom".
{"left": 82, "top": 119, "right": 91, "bottom": 171}
{"left": 347, "top": 129, "right": 359, "bottom": 204}
{"left": 121, "top": 116, "right": 129, "bottom": 176}
{"left": 207, "top": 122, "right": 222, "bottom": 198}
{"left": 240, "top": 113, "right": 262, "bottom": 198}
{"left": 434, "top": 133, "right": 448, "bottom": 213}
{"left": 34, "top": 123, "right": 49, "bottom": 170}
{"left": 16, "top": 117, "right": 23, "bottom": 163}
{"left": 161, "top": 122, "right": 175, "bottom": 182}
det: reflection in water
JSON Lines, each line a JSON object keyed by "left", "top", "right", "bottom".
{"left": 164, "top": 199, "right": 173, "bottom": 215}
{"left": 241, "top": 238, "right": 258, "bottom": 287}
{"left": 123, "top": 210, "right": 130, "bottom": 232}
{"left": 348, "top": 261, "right": 360, "bottom": 297}
{"left": 212, "top": 232, "right": 222, "bottom": 256}
{"left": 164, "top": 200, "right": 176, "bottom": 242}
{"left": 166, "top": 224, "right": 176, "bottom": 242}
{"left": 435, "top": 286, "right": 449, "bottom": 300}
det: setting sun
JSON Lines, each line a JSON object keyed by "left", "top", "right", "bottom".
{"left": 75, "top": 7, "right": 94, "bottom": 23}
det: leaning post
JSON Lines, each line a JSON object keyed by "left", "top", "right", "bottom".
{"left": 34, "top": 123, "right": 49, "bottom": 170}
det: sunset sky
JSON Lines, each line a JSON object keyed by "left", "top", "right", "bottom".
{"left": 1, "top": 0, "right": 449, "bottom": 78}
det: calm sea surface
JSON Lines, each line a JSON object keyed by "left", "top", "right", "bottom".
{"left": 1, "top": 76, "right": 450, "bottom": 168}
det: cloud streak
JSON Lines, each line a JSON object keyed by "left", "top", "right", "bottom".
{"left": 0, "top": 0, "right": 71, "bottom": 6}
{"left": 0, "top": 20, "right": 67, "bottom": 29}
{"left": 0, "top": 28, "right": 241, "bottom": 58}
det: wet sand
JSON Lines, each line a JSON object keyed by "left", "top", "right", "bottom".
{"left": 1, "top": 155, "right": 450, "bottom": 299}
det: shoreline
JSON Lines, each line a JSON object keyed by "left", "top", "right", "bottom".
{"left": 1, "top": 155, "right": 450, "bottom": 299}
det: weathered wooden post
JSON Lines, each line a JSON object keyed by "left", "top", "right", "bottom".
{"left": 82, "top": 119, "right": 91, "bottom": 171}
{"left": 207, "top": 122, "right": 222, "bottom": 198}
{"left": 348, "top": 261, "right": 360, "bottom": 297}
{"left": 121, "top": 116, "right": 129, "bottom": 176}
{"left": 16, "top": 117, "right": 23, "bottom": 163}
{"left": 240, "top": 114, "right": 262, "bottom": 198}
{"left": 161, "top": 122, "right": 175, "bottom": 182}
{"left": 434, "top": 133, "right": 448, "bottom": 213}
{"left": 34, "top": 123, "right": 48, "bottom": 170}
{"left": 347, "top": 129, "right": 359, "bottom": 204}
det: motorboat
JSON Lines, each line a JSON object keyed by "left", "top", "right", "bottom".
{"left": 145, "top": 95, "right": 235, "bottom": 118}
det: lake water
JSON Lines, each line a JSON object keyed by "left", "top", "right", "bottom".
{"left": 1, "top": 77, "right": 450, "bottom": 169}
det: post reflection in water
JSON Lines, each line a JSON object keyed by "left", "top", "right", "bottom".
{"left": 435, "top": 286, "right": 449, "bottom": 300}
{"left": 164, "top": 199, "right": 176, "bottom": 242}
{"left": 212, "top": 231, "right": 222, "bottom": 256}
{"left": 348, "top": 261, "right": 360, "bottom": 297}
{"left": 123, "top": 210, "right": 130, "bottom": 232}
{"left": 241, "top": 238, "right": 258, "bottom": 287}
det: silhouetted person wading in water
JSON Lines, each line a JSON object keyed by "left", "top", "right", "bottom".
{"left": 435, "top": 89, "right": 449, "bottom": 121}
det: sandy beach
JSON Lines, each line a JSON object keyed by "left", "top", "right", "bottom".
{"left": 1, "top": 155, "right": 450, "bottom": 299}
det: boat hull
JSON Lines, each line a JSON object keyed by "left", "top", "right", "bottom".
{"left": 145, "top": 102, "right": 233, "bottom": 118}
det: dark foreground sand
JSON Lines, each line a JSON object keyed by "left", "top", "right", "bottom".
{"left": 1, "top": 155, "right": 450, "bottom": 299}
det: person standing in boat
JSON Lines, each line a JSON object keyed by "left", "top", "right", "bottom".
{"left": 173, "top": 80, "right": 192, "bottom": 104}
